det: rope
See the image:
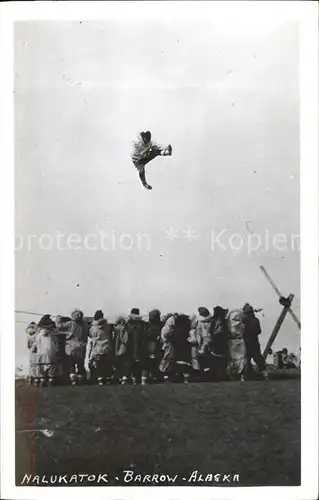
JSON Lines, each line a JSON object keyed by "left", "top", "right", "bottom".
{"left": 15, "top": 310, "right": 56, "bottom": 317}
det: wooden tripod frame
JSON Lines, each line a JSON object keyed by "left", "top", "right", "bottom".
{"left": 260, "top": 266, "right": 301, "bottom": 359}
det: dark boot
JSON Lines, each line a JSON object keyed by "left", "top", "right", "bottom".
{"left": 139, "top": 169, "right": 152, "bottom": 190}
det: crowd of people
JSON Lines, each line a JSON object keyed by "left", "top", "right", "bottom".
{"left": 274, "top": 347, "right": 300, "bottom": 369}
{"left": 26, "top": 303, "right": 270, "bottom": 387}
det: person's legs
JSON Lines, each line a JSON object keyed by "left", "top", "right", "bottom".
{"left": 176, "top": 362, "right": 191, "bottom": 383}
{"left": 141, "top": 358, "right": 150, "bottom": 385}
{"left": 146, "top": 146, "right": 172, "bottom": 160}
{"left": 104, "top": 357, "right": 113, "bottom": 384}
{"left": 252, "top": 348, "right": 268, "bottom": 378}
{"left": 144, "top": 148, "right": 162, "bottom": 163}
{"left": 245, "top": 350, "right": 255, "bottom": 379}
{"left": 190, "top": 347, "right": 201, "bottom": 381}
{"left": 121, "top": 356, "right": 132, "bottom": 384}
{"left": 138, "top": 167, "right": 152, "bottom": 190}
{"left": 93, "top": 356, "right": 104, "bottom": 385}
{"left": 253, "top": 351, "right": 266, "bottom": 371}
{"left": 160, "top": 345, "right": 175, "bottom": 381}
{"left": 37, "top": 364, "right": 47, "bottom": 386}
{"left": 149, "top": 357, "right": 159, "bottom": 381}
{"left": 213, "top": 356, "right": 228, "bottom": 381}
{"left": 247, "top": 339, "right": 267, "bottom": 376}
{"left": 76, "top": 358, "right": 86, "bottom": 385}
{"left": 30, "top": 361, "right": 38, "bottom": 385}
{"left": 132, "top": 361, "right": 141, "bottom": 385}
{"left": 115, "top": 356, "right": 123, "bottom": 383}
{"left": 68, "top": 357, "right": 77, "bottom": 385}
{"left": 48, "top": 363, "right": 59, "bottom": 385}
{"left": 135, "top": 145, "right": 172, "bottom": 190}
{"left": 183, "top": 368, "right": 191, "bottom": 383}
{"left": 141, "top": 370, "right": 148, "bottom": 385}
{"left": 159, "top": 359, "right": 171, "bottom": 382}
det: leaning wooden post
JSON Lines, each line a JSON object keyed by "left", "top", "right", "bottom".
{"left": 259, "top": 266, "right": 301, "bottom": 329}
{"left": 263, "top": 293, "right": 294, "bottom": 359}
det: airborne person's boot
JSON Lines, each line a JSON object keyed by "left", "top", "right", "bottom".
{"left": 139, "top": 168, "right": 152, "bottom": 190}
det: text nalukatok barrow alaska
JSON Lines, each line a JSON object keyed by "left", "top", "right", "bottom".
{"left": 20, "top": 470, "right": 240, "bottom": 485}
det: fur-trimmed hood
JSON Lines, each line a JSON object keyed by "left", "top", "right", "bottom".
{"left": 213, "top": 306, "right": 228, "bottom": 318}
{"left": 26, "top": 322, "right": 38, "bottom": 336}
{"left": 149, "top": 309, "right": 161, "bottom": 323}
{"left": 197, "top": 313, "right": 213, "bottom": 323}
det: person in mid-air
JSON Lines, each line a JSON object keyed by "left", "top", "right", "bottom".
{"left": 131, "top": 130, "right": 172, "bottom": 190}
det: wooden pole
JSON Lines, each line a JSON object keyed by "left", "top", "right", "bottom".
{"left": 259, "top": 266, "right": 301, "bottom": 329}
{"left": 263, "top": 293, "right": 294, "bottom": 358}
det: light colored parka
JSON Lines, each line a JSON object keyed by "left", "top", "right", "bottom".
{"left": 114, "top": 317, "right": 129, "bottom": 358}
{"left": 26, "top": 322, "right": 38, "bottom": 378}
{"left": 32, "top": 326, "right": 61, "bottom": 377}
{"left": 88, "top": 318, "right": 113, "bottom": 361}
{"left": 61, "top": 319, "right": 89, "bottom": 359}
{"left": 227, "top": 309, "right": 247, "bottom": 377}
{"left": 188, "top": 313, "right": 213, "bottom": 371}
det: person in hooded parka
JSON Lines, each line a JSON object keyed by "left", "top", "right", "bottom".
{"left": 88, "top": 310, "right": 114, "bottom": 385}
{"left": 188, "top": 307, "right": 213, "bottom": 380}
{"left": 172, "top": 314, "right": 192, "bottom": 382}
{"left": 113, "top": 315, "right": 129, "bottom": 384}
{"left": 227, "top": 309, "right": 247, "bottom": 381}
{"left": 159, "top": 313, "right": 191, "bottom": 382}
{"left": 159, "top": 313, "right": 175, "bottom": 381}
{"left": 26, "top": 321, "right": 38, "bottom": 385}
{"left": 193, "top": 307, "right": 214, "bottom": 378}
{"left": 242, "top": 303, "right": 268, "bottom": 380}
{"left": 125, "top": 308, "right": 146, "bottom": 385}
{"left": 188, "top": 314, "right": 202, "bottom": 380}
{"left": 58, "top": 309, "right": 89, "bottom": 385}
{"left": 210, "top": 306, "right": 229, "bottom": 380}
{"left": 141, "top": 309, "right": 162, "bottom": 384}
{"left": 31, "top": 315, "right": 61, "bottom": 386}
{"left": 55, "top": 315, "right": 71, "bottom": 383}
{"left": 131, "top": 130, "right": 172, "bottom": 190}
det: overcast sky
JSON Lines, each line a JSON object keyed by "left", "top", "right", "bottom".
{"left": 14, "top": 18, "right": 300, "bottom": 366}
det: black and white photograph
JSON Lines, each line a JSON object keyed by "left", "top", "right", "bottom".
{"left": 0, "top": 1, "right": 318, "bottom": 499}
